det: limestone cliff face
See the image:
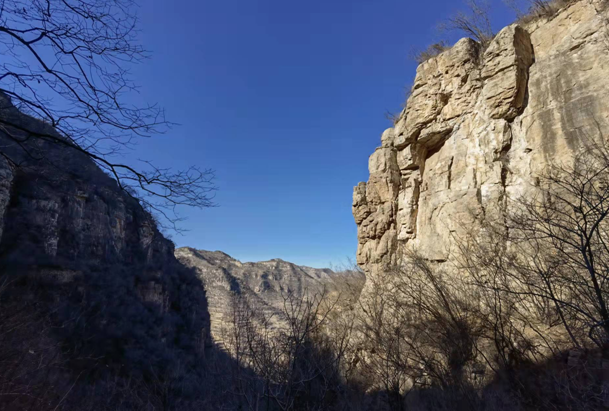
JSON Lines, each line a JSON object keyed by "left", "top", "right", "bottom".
{"left": 354, "top": 1, "right": 609, "bottom": 275}
{"left": 0, "top": 92, "right": 211, "bottom": 367}
{"left": 176, "top": 247, "right": 365, "bottom": 347}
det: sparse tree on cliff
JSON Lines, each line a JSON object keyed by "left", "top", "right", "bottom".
{"left": 458, "top": 140, "right": 609, "bottom": 349}
{"left": 0, "top": 0, "right": 215, "bottom": 228}
{"left": 440, "top": 0, "right": 494, "bottom": 48}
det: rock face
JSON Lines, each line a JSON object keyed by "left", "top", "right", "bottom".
{"left": 176, "top": 247, "right": 365, "bottom": 347}
{"left": 354, "top": 1, "right": 609, "bottom": 277}
{"left": 0, "top": 92, "right": 211, "bottom": 388}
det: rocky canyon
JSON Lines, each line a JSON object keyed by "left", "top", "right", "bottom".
{"left": 1, "top": 0, "right": 609, "bottom": 409}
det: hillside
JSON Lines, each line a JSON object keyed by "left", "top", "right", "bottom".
{"left": 0, "top": 91, "right": 222, "bottom": 410}
{"left": 176, "top": 247, "right": 365, "bottom": 347}
{"left": 1, "top": 0, "right": 609, "bottom": 410}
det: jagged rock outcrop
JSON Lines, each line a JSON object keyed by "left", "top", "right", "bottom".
{"left": 176, "top": 247, "right": 365, "bottom": 347}
{"left": 354, "top": 1, "right": 609, "bottom": 277}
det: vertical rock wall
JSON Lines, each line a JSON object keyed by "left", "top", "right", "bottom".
{"left": 0, "top": 91, "right": 212, "bottom": 358}
{"left": 354, "top": 1, "right": 609, "bottom": 278}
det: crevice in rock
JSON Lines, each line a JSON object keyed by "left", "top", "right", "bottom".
{"left": 476, "top": 187, "right": 486, "bottom": 217}
{"left": 497, "top": 121, "right": 514, "bottom": 240}
{"left": 411, "top": 178, "right": 421, "bottom": 239}
{"left": 500, "top": 122, "right": 515, "bottom": 182}
{"left": 501, "top": 163, "right": 509, "bottom": 189}
{"left": 513, "top": 34, "right": 535, "bottom": 121}
{"left": 498, "top": 122, "right": 514, "bottom": 161}
{"left": 447, "top": 156, "right": 454, "bottom": 190}
{"left": 513, "top": 79, "right": 531, "bottom": 122}
{"left": 473, "top": 167, "right": 478, "bottom": 188}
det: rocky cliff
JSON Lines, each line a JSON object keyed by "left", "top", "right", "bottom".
{"left": 176, "top": 247, "right": 365, "bottom": 347}
{"left": 353, "top": 0, "right": 609, "bottom": 278}
{"left": 0, "top": 93, "right": 214, "bottom": 410}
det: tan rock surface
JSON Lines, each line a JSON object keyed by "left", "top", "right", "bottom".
{"left": 353, "top": 1, "right": 609, "bottom": 280}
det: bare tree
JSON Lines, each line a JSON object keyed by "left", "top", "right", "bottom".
{"left": 410, "top": 41, "right": 450, "bottom": 64}
{"left": 456, "top": 139, "right": 609, "bottom": 350}
{"left": 512, "top": 147, "right": 609, "bottom": 347}
{"left": 356, "top": 253, "right": 489, "bottom": 410}
{"left": 0, "top": 0, "right": 215, "bottom": 228}
{"left": 225, "top": 289, "right": 349, "bottom": 411}
{"left": 440, "top": 0, "right": 494, "bottom": 48}
{"left": 503, "top": 0, "right": 580, "bottom": 22}
{"left": 356, "top": 268, "right": 411, "bottom": 410}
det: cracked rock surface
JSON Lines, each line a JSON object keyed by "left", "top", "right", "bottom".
{"left": 0, "top": 91, "right": 211, "bottom": 349}
{"left": 353, "top": 1, "right": 609, "bottom": 283}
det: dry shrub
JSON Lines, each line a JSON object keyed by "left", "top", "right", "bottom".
{"left": 411, "top": 41, "right": 451, "bottom": 64}
{"left": 440, "top": 0, "right": 495, "bottom": 49}
{"left": 505, "top": 0, "right": 581, "bottom": 24}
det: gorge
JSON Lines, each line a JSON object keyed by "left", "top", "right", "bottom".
{"left": 1, "top": 0, "right": 609, "bottom": 410}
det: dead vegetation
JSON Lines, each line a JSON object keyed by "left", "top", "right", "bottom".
{"left": 504, "top": 0, "right": 582, "bottom": 24}
{"left": 3, "top": 144, "right": 609, "bottom": 410}
{"left": 349, "top": 142, "right": 609, "bottom": 409}
{"left": 440, "top": 0, "right": 495, "bottom": 49}
{"left": 216, "top": 145, "right": 609, "bottom": 409}
{"left": 411, "top": 42, "right": 451, "bottom": 64}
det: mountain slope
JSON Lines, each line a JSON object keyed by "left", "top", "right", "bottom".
{"left": 176, "top": 247, "right": 365, "bottom": 346}
{"left": 0, "top": 92, "right": 220, "bottom": 410}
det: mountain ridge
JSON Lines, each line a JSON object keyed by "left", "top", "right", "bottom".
{"left": 175, "top": 246, "right": 365, "bottom": 347}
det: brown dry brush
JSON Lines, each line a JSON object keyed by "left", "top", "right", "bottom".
{"left": 410, "top": 42, "right": 451, "bottom": 64}
{"left": 356, "top": 256, "right": 489, "bottom": 411}
{"left": 470, "top": 142, "right": 609, "bottom": 350}
{"left": 350, "top": 142, "right": 609, "bottom": 409}
{"left": 439, "top": 0, "right": 495, "bottom": 49}
{"left": 4, "top": 145, "right": 609, "bottom": 410}
{"left": 451, "top": 142, "right": 609, "bottom": 409}
{"left": 504, "top": 0, "right": 582, "bottom": 24}
{"left": 223, "top": 289, "right": 363, "bottom": 411}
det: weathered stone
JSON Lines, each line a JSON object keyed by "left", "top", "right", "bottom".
{"left": 0, "top": 90, "right": 212, "bottom": 350}
{"left": 369, "top": 147, "right": 398, "bottom": 174}
{"left": 396, "top": 171, "right": 421, "bottom": 241}
{"left": 395, "top": 37, "right": 483, "bottom": 147}
{"left": 352, "top": 182, "right": 371, "bottom": 224}
{"left": 481, "top": 25, "right": 534, "bottom": 119}
{"left": 396, "top": 143, "right": 426, "bottom": 172}
{"left": 381, "top": 127, "right": 395, "bottom": 147}
{"left": 354, "top": 1, "right": 609, "bottom": 279}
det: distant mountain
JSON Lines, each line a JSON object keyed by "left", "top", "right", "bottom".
{"left": 175, "top": 247, "right": 366, "bottom": 347}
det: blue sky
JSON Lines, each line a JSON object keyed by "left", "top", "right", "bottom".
{"left": 125, "top": 0, "right": 524, "bottom": 268}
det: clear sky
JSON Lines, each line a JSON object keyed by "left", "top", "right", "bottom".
{"left": 125, "top": 0, "right": 524, "bottom": 268}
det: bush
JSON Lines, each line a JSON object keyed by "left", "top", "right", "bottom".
{"left": 411, "top": 41, "right": 451, "bottom": 64}
{"left": 505, "top": 0, "right": 581, "bottom": 24}
{"left": 440, "top": 0, "right": 495, "bottom": 49}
